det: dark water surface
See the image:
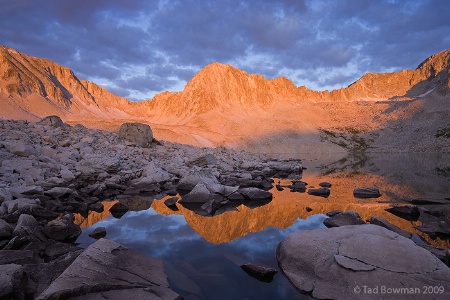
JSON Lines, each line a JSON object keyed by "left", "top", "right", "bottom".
{"left": 76, "top": 153, "right": 450, "bottom": 300}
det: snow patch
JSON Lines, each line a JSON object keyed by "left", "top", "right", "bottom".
{"left": 417, "top": 89, "right": 434, "bottom": 98}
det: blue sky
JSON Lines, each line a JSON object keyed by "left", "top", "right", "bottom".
{"left": 1, "top": 0, "right": 449, "bottom": 101}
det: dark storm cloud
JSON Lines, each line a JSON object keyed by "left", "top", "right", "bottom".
{"left": 0, "top": 0, "right": 448, "bottom": 99}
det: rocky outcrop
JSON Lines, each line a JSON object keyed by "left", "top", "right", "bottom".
{"left": 0, "top": 117, "right": 305, "bottom": 296}
{"left": 277, "top": 225, "right": 450, "bottom": 300}
{"left": 36, "top": 238, "right": 180, "bottom": 300}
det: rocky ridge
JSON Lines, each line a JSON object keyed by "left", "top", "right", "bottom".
{"left": 1, "top": 45, "right": 449, "bottom": 152}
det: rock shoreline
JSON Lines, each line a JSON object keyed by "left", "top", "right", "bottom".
{"left": 277, "top": 225, "right": 450, "bottom": 300}
{"left": 2, "top": 117, "right": 449, "bottom": 299}
{"left": 0, "top": 117, "right": 302, "bottom": 299}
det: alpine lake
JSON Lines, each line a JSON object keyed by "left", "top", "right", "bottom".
{"left": 75, "top": 152, "right": 450, "bottom": 300}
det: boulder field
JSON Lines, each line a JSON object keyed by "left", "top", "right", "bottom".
{"left": 0, "top": 116, "right": 302, "bottom": 299}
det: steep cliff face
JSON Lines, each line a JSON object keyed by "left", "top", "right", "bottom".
{"left": 408, "top": 49, "right": 450, "bottom": 96}
{"left": 0, "top": 46, "right": 150, "bottom": 121}
{"left": 0, "top": 46, "right": 95, "bottom": 107}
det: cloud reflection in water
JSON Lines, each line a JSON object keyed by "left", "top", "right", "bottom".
{"left": 77, "top": 207, "right": 323, "bottom": 300}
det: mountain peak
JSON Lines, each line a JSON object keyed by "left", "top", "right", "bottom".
{"left": 416, "top": 49, "right": 450, "bottom": 73}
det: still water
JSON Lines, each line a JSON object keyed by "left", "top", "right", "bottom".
{"left": 76, "top": 153, "right": 450, "bottom": 300}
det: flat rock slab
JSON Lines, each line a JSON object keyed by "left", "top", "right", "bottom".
{"left": 323, "top": 210, "right": 365, "bottom": 228}
{"left": 277, "top": 225, "right": 450, "bottom": 300}
{"left": 36, "top": 238, "right": 180, "bottom": 300}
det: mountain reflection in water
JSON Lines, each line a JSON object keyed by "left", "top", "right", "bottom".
{"left": 75, "top": 153, "right": 450, "bottom": 299}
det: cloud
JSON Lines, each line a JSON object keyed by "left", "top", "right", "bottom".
{"left": 0, "top": 0, "right": 449, "bottom": 99}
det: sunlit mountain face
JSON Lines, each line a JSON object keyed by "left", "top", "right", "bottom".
{"left": 1, "top": 46, "right": 449, "bottom": 153}
{"left": 1, "top": 44, "right": 449, "bottom": 299}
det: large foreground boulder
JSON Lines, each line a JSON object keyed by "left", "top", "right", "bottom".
{"left": 36, "top": 238, "right": 180, "bottom": 300}
{"left": 118, "top": 122, "right": 153, "bottom": 147}
{"left": 277, "top": 225, "right": 450, "bottom": 300}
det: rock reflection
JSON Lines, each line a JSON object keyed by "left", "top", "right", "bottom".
{"left": 74, "top": 197, "right": 152, "bottom": 228}
{"left": 75, "top": 153, "right": 450, "bottom": 249}
{"left": 74, "top": 201, "right": 118, "bottom": 228}
{"left": 151, "top": 176, "right": 444, "bottom": 246}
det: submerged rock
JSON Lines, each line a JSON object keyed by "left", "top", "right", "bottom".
{"left": 88, "top": 227, "right": 107, "bottom": 239}
{"left": 277, "top": 225, "right": 450, "bottom": 300}
{"left": 240, "top": 263, "right": 278, "bottom": 282}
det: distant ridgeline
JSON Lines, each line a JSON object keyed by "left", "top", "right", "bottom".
{"left": 0, "top": 45, "right": 449, "bottom": 152}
